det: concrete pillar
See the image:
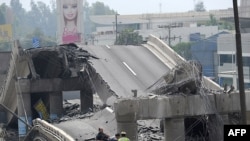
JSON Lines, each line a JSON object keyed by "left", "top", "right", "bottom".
{"left": 17, "top": 92, "right": 32, "bottom": 139}
{"left": 0, "top": 110, "right": 6, "bottom": 123}
{"left": 164, "top": 117, "right": 185, "bottom": 141}
{"left": 80, "top": 89, "right": 93, "bottom": 113}
{"left": 49, "top": 92, "right": 63, "bottom": 120}
{"left": 220, "top": 114, "right": 229, "bottom": 124}
{"left": 247, "top": 112, "right": 250, "bottom": 124}
{"left": 208, "top": 114, "right": 223, "bottom": 141}
{"left": 117, "top": 121, "right": 137, "bottom": 141}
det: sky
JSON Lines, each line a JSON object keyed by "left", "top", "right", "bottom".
{"left": 1, "top": 0, "right": 235, "bottom": 15}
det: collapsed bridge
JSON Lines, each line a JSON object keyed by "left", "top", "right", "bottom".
{"left": 0, "top": 35, "right": 249, "bottom": 141}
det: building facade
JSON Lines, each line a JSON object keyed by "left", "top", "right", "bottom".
{"left": 217, "top": 0, "right": 250, "bottom": 90}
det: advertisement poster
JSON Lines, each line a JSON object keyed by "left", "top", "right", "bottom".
{"left": 0, "top": 24, "right": 12, "bottom": 42}
{"left": 57, "top": 0, "right": 83, "bottom": 44}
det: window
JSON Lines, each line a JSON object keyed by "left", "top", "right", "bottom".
{"left": 220, "top": 54, "right": 235, "bottom": 66}
{"left": 242, "top": 56, "right": 250, "bottom": 67}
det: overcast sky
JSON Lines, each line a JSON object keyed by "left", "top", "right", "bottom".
{"left": 1, "top": 0, "right": 235, "bottom": 15}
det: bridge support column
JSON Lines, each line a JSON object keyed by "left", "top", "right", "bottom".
{"left": 0, "top": 111, "right": 6, "bottom": 123}
{"left": 208, "top": 114, "right": 223, "bottom": 141}
{"left": 221, "top": 114, "right": 230, "bottom": 124}
{"left": 17, "top": 92, "right": 32, "bottom": 140}
{"left": 246, "top": 112, "right": 250, "bottom": 124}
{"left": 164, "top": 117, "right": 185, "bottom": 141}
{"left": 80, "top": 89, "right": 93, "bottom": 113}
{"left": 246, "top": 92, "right": 250, "bottom": 124}
{"left": 49, "top": 92, "right": 63, "bottom": 120}
{"left": 117, "top": 121, "right": 137, "bottom": 141}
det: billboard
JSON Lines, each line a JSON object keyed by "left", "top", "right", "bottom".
{"left": 57, "top": 0, "right": 83, "bottom": 44}
{"left": 0, "top": 24, "right": 12, "bottom": 42}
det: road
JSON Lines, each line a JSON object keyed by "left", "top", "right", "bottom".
{"left": 53, "top": 44, "right": 169, "bottom": 140}
{"left": 84, "top": 44, "right": 169, "bottom": 98}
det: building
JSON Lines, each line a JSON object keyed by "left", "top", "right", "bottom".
{"left": 217, "top": 0, "right": 250, "bottom": 89}
{"left": 191, "top": 31, "right": 229, "bottom": 80}
{"left": 88, "top": 9, "right": 234, "bottom": 45}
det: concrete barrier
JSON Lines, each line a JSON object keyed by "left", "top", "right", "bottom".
{"left": 24, "top": 118, "right": 75, "bottom": 141}
{"left": 144, "top": 34, "right": 222, "bottom": 90}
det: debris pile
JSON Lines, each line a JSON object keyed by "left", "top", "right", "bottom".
{"left": 137, "top": 120, "right": 164, "bottom": 141}
{"left": 52, "top": 99, "right": 105, "bottom": 123}
{"left": 145, "top": 60, "right": 238, "bottom": 140}
{"left": 147, "top": 60, "right": 203, "bottom": 96}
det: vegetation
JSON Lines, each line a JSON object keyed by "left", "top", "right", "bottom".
{"left": 196, "top": 14, "right": 234, "bottom": 30}
{"left": 194, "top": 1, "right": 206, "bottom": 12}
{"left": 0, "top": 4, "right": 6, "bottom": 24}
{"left": 84, "top": 1, "right": 116, "bottom": 34}
{"left": 115, "top": 29, "right": 143, "bottom": 45}
{"left": 0, "top": 42, "right": 11, "bottom": 51}
{"left": 88, "top": 1, "right": 116, "bottom": 15}
{"left": 20, "top": 28, "right": 57, "bottom": 49}
{"left": 0, "top": 0, "right": 115, "bottom": 51}
{"left": 172, "top": 42, "right": 192, "bottom": 60}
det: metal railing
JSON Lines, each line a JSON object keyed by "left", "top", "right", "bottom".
{"left": 25, "top": 118, "right": 75, "bottom": 141}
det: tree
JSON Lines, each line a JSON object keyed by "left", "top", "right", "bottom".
{"left": 27, "top": 0, "right": 56, "bottom": 37}
{"left": 21, "top": 27, "right": 56, "bottom": 48}
{"left": 0, "top": 4, "right": 7, "bottom": 24}
{"left": 194, "top": 1, "right": 206, "bottom": 12}
{"left": 219, "top": 21, "right": 234, "bottom": 30}
{"left": 206, "top": 14, "right": 217, "bottom": 26}
{"left": 84, "top": 2, "right": 116, "bottom": 36}
{"left": 89, "top": 2, "right": 115, "bottom": 15}
{"left": 10, "top": 0, "right": 26, "bottom": 37}
{"left": 205, "top": 14, "right": 234, "bottom": 30}
{"left": 0, "top": 42, "right": 11, "bottom": 51}
{"left": 172, "top": 42, "right": 192, "bottom": 60}
{"left": 115, "top": 29, "right": 143, "bottom": 45}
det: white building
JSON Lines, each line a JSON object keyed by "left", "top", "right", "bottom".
{"left": 217, "top": 0, "right": 250, "bottom": 89}
{"left": 88, "top": 9, "right": 234, "bottom": 45}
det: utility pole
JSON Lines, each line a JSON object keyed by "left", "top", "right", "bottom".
{"left": 233, "top": 0, "right": 247, "bottom": 124}
{"left": 158, "top": 23, "right": 181, "bottom": 47}
{"left": 115, "top": 13, "right": 119, "bottom": 43}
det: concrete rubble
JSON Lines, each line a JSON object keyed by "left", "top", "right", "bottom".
{"left": 0, "top": 42, "right": 241, "bottom": 141}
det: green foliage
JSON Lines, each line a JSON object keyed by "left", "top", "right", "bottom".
{"left": 0, "top": 4, "right": 7, "bottom": 24}
{"left": 0, "top": 42, "right": 11, "bottom": 51}
{"left": 204, "top": 14, "right": 234, "bottom": 30}
{"left": 206, "top": 14, "right": 217, "bottom": 26}
{"left": 27, "top": 0, "right": 56, "bottom": 37}
{"left": 115, "top": 29, "right": 143, "bottom": 45}
{"left": 172, "top": 42, "right": 192, "bottom": 60}
{"left": 89, "top": 2, "right": 116, "bottom": 15}
{"left": 83, "top": 1, "right": 116, "bottom": 35}
{"left": 20, "top": 28, "right": 56, "bottom": 49}
{"left": 194, "top": 1, "right": 206, "bottom": 12}
{"left": 219, "top": 21, "right": 234, "bottom": 30}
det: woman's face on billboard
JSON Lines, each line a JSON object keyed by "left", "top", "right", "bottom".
{"left": 63, "top": 0, "right": 78, "bottom": 21}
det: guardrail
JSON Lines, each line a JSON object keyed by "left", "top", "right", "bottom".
{"left": 24, "top": 118, "right": 75, "bottom": 141}
{"left": 144, "top": 34, "right": 222, "bottom": 90}
{"left": 147, "top": 34, "right": 186, "bottom": 68}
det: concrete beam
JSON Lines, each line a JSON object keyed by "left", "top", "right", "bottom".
{"left": 114, "top": 92, "right": 247, "bottom": 120}
{"left": 115, "top": 92, "right": 249, "bottom": 141}
{"left": 17, "top": 77, "right": 86, "bottom": 93}
{"left": 115, "top": 95, "right": 210, "bottom": 120}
